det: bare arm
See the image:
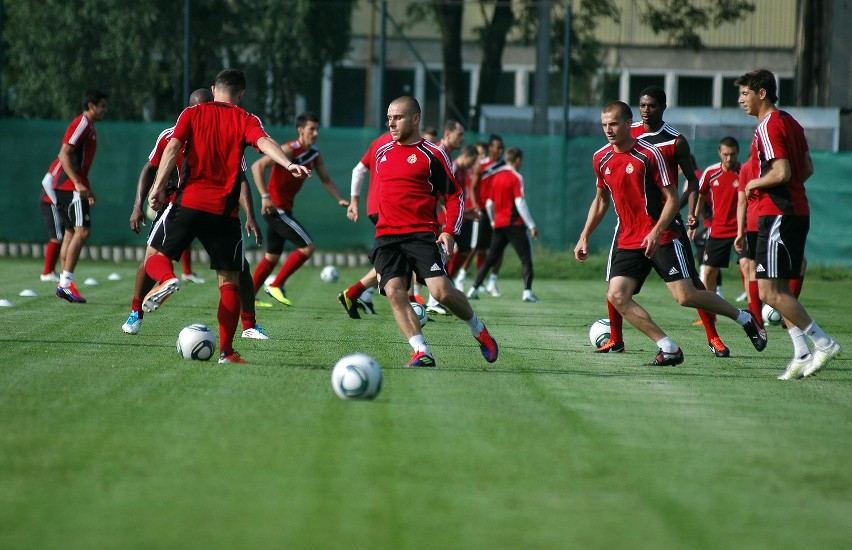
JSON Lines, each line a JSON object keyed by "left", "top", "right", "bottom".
{"left": 130, "top": 162, "right": 156, "bottom": 234}
{"left": 148, "top": 138, "right": 181, "bottom": 211}
{"left": 314, "top": 155, "right": 349, "bottom": 207}
{"left": 251, "top": 154, "right": 277, "bottom": 215}
{"left": 574, "top": 187, "right": 610, "bottom": 262}
{"left": 689, "top": 192, "right": 706, "bottom": 241}
{"left": 642, "top": 184, "right": 679, "bottom": 258}
{"left": 675, "top": 136, "right": 699, "bottom": 220}
{"left": 734, "top": 190, "right": 747, "bottom": 255}
{"left": 469, "top": 162, "right": 483, "bottom": 210}
{"left": 745, "top": 158, "right": 790, "bottom": 195}
{"left": 256, "top": 136, "right": 311, "bottom": 178}
{"left": 238, "top": 172, "right": 262, "bottom": 246}
{"left": 58, "top": 142, "right": 96, "bottom": 205}
{"left": 348, "top": 162, "right": 368, "bottom": 222}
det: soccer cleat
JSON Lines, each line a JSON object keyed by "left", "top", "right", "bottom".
{"left": 56, "top": 285, "right": 86, "bottom": 303}
{"left": 644, "top": 348, "right": 685, "bottom": 366}
{"left": 142, "top": 277, "right": 181, "bottom": 313}
{"left": 735, "top": 291, "right": 749, "bottom": 303}
{"left": 181, "top": 272, "right": 206, "bottom": 284}
{"left": 406, "top": 351, "right": 436, "bottom": 368}
{"left": 708, "top": 336, "right": 731, "bottom": 358}
{"left": 801, "top": 341, "right": 842, "bottom": 378}
{"left": 338, "top": 291, "right": 361, "bottom": 319}
{"left": 595, "top": 340, "right": 625, "bottom": 353}
{"left": 264, "top": 285, "right": 293, "bottom": 306}
{"left": 741, "top": 310, "right": 768, "bottom": 352}
{"left": 122, "top": 310, "right": 142, "bottom": 335}
{"left": 241, "top": 325, "right": 269, "bottom": 340}
{"left": 218, "top": 350, "right": 247, "bottom": 364}
{"left": 777, "top": 354, "right": 811, "bottom": 380}
{"left": 426, "top": 303, "right": 450, "bottom": 315}
{"left": 485, "top": 283, "right": 501, "bottom": 297}
{"left": 254, "top": 300, "right": 273, "bottom": 308}
{"left": 357, "top": 298, "right": 377, "bottom": 315}
{"left": 40, "top": 272, "right": 59, "bottom": 282}
{"left": 692, "top": 319, "right": 704, "bottom": 326}
{"left": 413, "top": 294, "right": 426, "bottom": 306}
{"left": 522, "top": 292, "right": 539, "bottom": 303}
{"left": 466, "top": 287, "right": 479, "bottom": 300}
{"left": 475, "top": 325, "right": 499, "bottom": 363}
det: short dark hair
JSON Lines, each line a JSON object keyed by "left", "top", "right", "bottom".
{"left": 505, "top": 147, "right": 523, "bottom": 162}
{"left": 82, "top": 89, "right": 107, "bottom": 111}
{"left": 189, "top": 88, "right": 213, "bottom": 106}
{"left": 443, "top": 118, "right": 463, "bottom": 133}
{"left": 422, "top": 125, "right": 438, "bottom": 138}
{"left": 215, "top": 68, "right": 247, "bottom": 96}
{"left": 459, "top": 145, "right": 478, "bottom": 158}
{"left": 639, "top": 85, "right": 666, "bottom": 105}
{"left": 390, "top": 96, "right": 421, "bottom": 116}
{"left": 602, "top": 100, "right": 632, "bottom": 121}
{"left": 488, "top": 134, "right": 503, "bottom": 146}
{"left": 719, "top": 136, "right": 739, "bottom": 150}
{"left": 734, "top": 69, "right": 778, "bottom": 103}
{"left": 296, "top": 111, "right": 319, "bottom": 128}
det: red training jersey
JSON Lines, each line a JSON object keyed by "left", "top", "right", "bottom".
{"left": 360, "top": 133, "right": 394, "bottom": 217}
{"left": 148, "top": 126, "right": 182, "bottom": 203}
{"left": 630, "top": 122, "right": 681, "bottom": 183}
{"left": 373, "top": 139, "right": 462, "bottom": 238}
{"left": 738, "top": 158, "right": 759, "bottom": 232}
{"left": 750, "top": 110, "right": 810, "bottom": 216}
{"left": 698, "top": 162, "right": 740, "bottom": 238}
{"left": 51, "top": 113, "right": 98, "bottom": 192}
{"left": 268, "top": 139, "right": 320, "bottom": 211}
{"left": 593, "top": 139, "right": 677, "bottom": 249}
{"left": 171, "top": 101, "right": 269, "bottom": 217}
{"left": 487, "top": 165, "right": 527, "bottom": 228}
{"left": 474, "top": 156, "right": 506, "bottom": 208}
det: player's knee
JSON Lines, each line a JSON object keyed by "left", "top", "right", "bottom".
{"left": 301, "top": 244, "right": 316, "bottom": 256}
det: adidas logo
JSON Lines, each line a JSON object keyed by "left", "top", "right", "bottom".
{"left": 605, "top": 167, "right": 611, "bottom": 175}
{"left": 380, "top": 155, "right": 387, "bottom": 162}
{"left": 430, "top": 263, "right": 441, "bottom": 272}
{"left": 668, "top": 267, "right": 680, "bottom": 275}
{"left": 756, "top": 264, "right": 765, "bottom": 272}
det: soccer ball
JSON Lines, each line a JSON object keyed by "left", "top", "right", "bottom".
{"left": 320, "top": 265, "right": 339, "bottom": 283}
{"left": 176, "top": 323, "right": 216, "bottom": 361}
{"left": 762, "top": 304, "right": 783, "bottom": 326}
{"left": 411, "top": 301, "right": 428, "bottom": 327}
{"left": 589, "top": 318, "right": 611, "bottom": 348}
{"left": 331, "top": 353, "right": 383, "bottom": 400}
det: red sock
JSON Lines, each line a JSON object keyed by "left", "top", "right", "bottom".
{"left": 240, "top": 311, "right": 256, "bottom": 331}
{"left": 346, "top": 281, "right": 366, "bottom": 301}
{"left": 789, "top": 277, "right": 804, "bottom": 298}
{"left": 43, "top": 240, "right": 61, "bottom": 275}
{"left": 252, "top": 256, "right": 277, "bottom": 293}
{"left": 131, "top": 297, "right": 143, "bottom": 315}
{"left": 476, "top": 252, "right": 486, "bottom": 270}
{"left": 145, "top": 254, "right": 176, "bottom": 283}
{"left": 272, "top": 250, "right": 309, "bottom": 288}
{"left": 218, "top": 283, "right": 241, "bottom": 355}
{"left": 448, "top": 252, "right": 466, "bottom": 278}
{"left": 181, "top": 248, "right": 192, "bottom": 276}
{"left": 748, "top": 280, "right": 762, "bottom": 322}
{"left": 698, "top": 309, "right": 720, "bottom": 339}
{"left": 607, "top": 299, "right": 623, "bottom": 343}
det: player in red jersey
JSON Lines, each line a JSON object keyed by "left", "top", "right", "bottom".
{"left": 736, "top": 69, "right": 841, "bottom": 379}
{"left": 370, "top": 96, "right": 498, "bottom": 368}
{"left": 598, "top": 86, "right": 731, "bottom": 358}
{"left": 337, "top": 131, "right": 395, "bottom": 319}
{"left": 143, "top": 69, "right": 310, "bottom": 364}
{"left": 734, "top": 157, "right": 764, "bottom": 326}
{"left": 467, "top": 147, "right": 539, "bottom": 302}
{"left": 250, "top": 111, "right": 349, "bottom": 307}
{"left": 574, "top": 101, "right": 766, "bottom": 366}
{"left": 690, "top": 137, "right": 743, "bottom": 302}
{"left": 48, "top": 89, "right": 108, "bottom": 303}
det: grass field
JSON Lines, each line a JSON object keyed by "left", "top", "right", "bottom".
{"left": 0, "top": 256, "right": 850, "bottom": 549}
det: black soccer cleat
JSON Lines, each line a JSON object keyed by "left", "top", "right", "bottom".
{"left": 742, "top": 310, "right": 768, "bottom": 352}
{"left": 338, "top": 291, "right": 361, "bottom": 319}
{"left": 644, "top": 348, "right": 685, "bottom": 367}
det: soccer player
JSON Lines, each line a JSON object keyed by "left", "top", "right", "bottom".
{"left": 371, "top": 96, "right": 498, "bottom": 368}
{"left": 47, "top": 89, "right": 108, "bottom": 303}
{"left": 690, "top": 137, "right": 743, "bottom": 302}
{"left": 734, "top": 157, "right": 764, "bottom": 326}
{"left": 37, "top": 187, "right": 63, "bottom": 283}
{"left": 250, "top": 111, "right": 349, "bottom": 307}
{"left": 467, "top": 147, "right": 539, "bottom": 302}
{"left": 445, "top": 145, "right": 481, "bottom": 286}
{"left": 143, "top": 69, "right": 310, "bottom": 364}
{"left": 574, "top": 101, "right": 766, "bottom": 366}
{"left": 735, "top": 69, "right": 841, "bottom": 379}
{"left": 598, "top": 86, "right": 731, "bottom": 359}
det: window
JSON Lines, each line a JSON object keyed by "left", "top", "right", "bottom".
{"left": 779, "top": 78, "right": 795, "bottom": 105}
{"left": 331, "top": 67, "right": 366, "bottom": 127}
{"left": 722, "top": 77, "right": 740, "bottom": 108}
{"left": 629, "top": 75, "right": 664, "bottom": 103}
{"left": 678, "top": 76, "right": 713, "bottom": 106}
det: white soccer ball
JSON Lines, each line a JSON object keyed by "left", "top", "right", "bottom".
{"left": 589, "top": 318, "right": 611, "bottom": 348}
{"left": 762, "top": 304, "right": 783, "bottom": 326}
{"left": 176, "top": 323, "right": 216, "bottom": 361}
{"left": 320, "top": 265, "right": 339, "bottom": 283}
{"left": 331, "top": 353, "right": 383, "bottom": 400}
{"left": 411, "top": 301, "right": 428, "bottom": 327}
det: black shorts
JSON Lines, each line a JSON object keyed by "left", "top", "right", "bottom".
{"left": 263, "top": 210, "right": 312, "bottom": 255}
{"left": 471, "top": 218, "right": 493, "bottom": 250}
{"left": 40, "top": 200, "right": 64, "bottom": 240}
{"left": 610, "top": 240, "right": 696, "bottom": 294}
{"left": 456, "top": 219, "right": 475, "bottom": 253}
{"left": 369, "top": 232, "right": 447, "bottom": 294}
{"left": 703, "top": 236, "right": 735, "bottom": 268}
{"left": 148, "top": 203, "right": 244, "bottom": 271}
{"left": 745, "top": 231, "right": 758, "bottom": 261}
{"left": 755, "top": 215, "right": 809, "bottom": 280}
{"left": 55, "top": 190, "right": 91, "bottom": 229}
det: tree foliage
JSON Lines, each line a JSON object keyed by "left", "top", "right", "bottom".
{"left": 636, "top": 0, "right": 756, "bottom": 50}
{"left": 2, "top": 0, "right": 354, "bottom": 123}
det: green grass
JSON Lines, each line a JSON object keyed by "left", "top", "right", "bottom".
{"left": 0, "top": 257, "right": 850, "bottom": 549}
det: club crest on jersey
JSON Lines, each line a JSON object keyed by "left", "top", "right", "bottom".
{"left": 407, "top": 154, "right": 417, "bottom": 164}
{"left": 626, "top": 163, "right": 634, "bottom": 174}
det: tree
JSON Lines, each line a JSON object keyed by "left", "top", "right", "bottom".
{"left": 431, "top": 1, "right": 467, "bottom": 125}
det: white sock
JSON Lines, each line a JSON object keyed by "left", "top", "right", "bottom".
{"left": 408, "top": 334, "right": 429, "bottom": 354}
{"left": 464, "top": 313, "right": 485, "bottom": 336}
{"left": 487, "top": 273, "right": 498, "bottom": 285}
{"left": 455, "top": 268, "right": 466, "bottom": 281}
{"left": 426, "top": 295, "right": 439, "bottom": 307}
{"left": 60, "top": 271, "right": 73, "bottom": 288}
{"left": 735, "top": 309, "right": 752, "bottom": 326}
{"left": 656, "top": 337, "right": 678, "bottom": 353}
{"left": 359, "top": 286, "right": 375, "bottom": 301}
{"left": 788, "top": 326, "right": 811, "bottom": 359}
{"left": 804, "top": 321, "right": 832, "bottom": 349}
